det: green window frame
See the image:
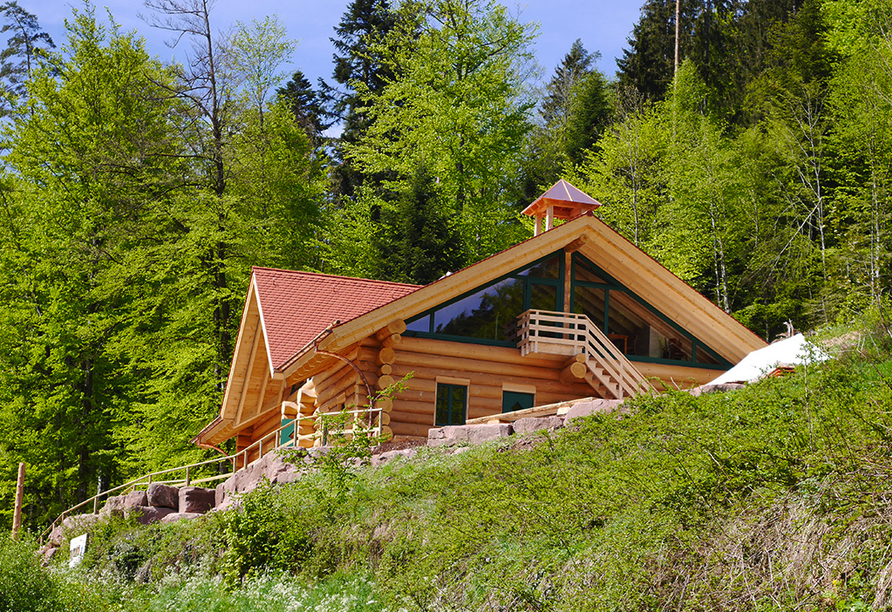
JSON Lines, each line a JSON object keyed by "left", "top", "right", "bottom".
{"left": 436, "top": 383, "right": 467, "bottom": 426}
{"left": 502, "top": 390, "right": 535, "bottom": 413}
{"left": 570, "top": 253, "right": 731, "bottom": 369}
{"left": 405, "top": 253, "right": 565, "bottom": 346}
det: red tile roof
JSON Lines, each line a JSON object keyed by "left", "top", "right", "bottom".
{"left": 252, "top": 267, "right": 421, "bottom": 371}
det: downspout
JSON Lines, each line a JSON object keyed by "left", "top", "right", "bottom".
{"left": 313, "top": 324, "right": 377, "bottom": 428}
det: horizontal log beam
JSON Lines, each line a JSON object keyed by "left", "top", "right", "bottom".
{"left": 375, "top": 320, "right": 407, "bottom": 341}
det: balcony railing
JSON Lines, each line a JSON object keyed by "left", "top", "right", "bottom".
{"left": 516, "top": 309, "right": 651, "bottom": 398}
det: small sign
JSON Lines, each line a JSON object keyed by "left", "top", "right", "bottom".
{"left": 69, "top": 533, "right": 87, "bottom": 568}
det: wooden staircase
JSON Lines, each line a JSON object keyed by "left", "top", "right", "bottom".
{"left": 516, "top": 310, "right": 652, "bottom": 399}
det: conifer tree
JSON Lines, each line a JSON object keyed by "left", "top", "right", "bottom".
{"left": 321, "top": 0, "right": 399, "bottom": 198}
{"left": 277, "top": 70, "right": 328, "bottom": 148}
{"left": 0, "top": 1, "right": 53, "bottom": 113}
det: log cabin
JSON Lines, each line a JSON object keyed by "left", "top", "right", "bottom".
{"left": 193, "top": 180, "right": 767, "bottom": 458}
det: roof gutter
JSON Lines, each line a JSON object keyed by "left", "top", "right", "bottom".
{"left": 277, "top": 322, "right": 338, "bottom": 379}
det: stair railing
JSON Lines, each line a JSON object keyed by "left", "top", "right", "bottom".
{"left": 516, "top": 309, "right": 651, "bottom": 397}
{"left": 39, "top": 402, "right": 383, "bottom": 545}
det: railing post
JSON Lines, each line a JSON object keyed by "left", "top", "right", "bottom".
{"left": 12, "top": 463, "right": 24, "bottom": 540}
{"left": 185, "top": 465, "right": 191, "bottom": 487}
{"left": 259, "top": 438, "right": 263, "bottom": 458}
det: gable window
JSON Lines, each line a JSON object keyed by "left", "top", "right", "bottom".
{"left": 406, "top": 254, "right": 564, "bottom": 345}
{"left": 570, "top": 253, "right": 730, "bottom": 368}
{"left": 436, "top": 383, "right": 467, "bottom": 426}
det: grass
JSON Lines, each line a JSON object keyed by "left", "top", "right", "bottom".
{"left": 24, "top": 318, "right": 892, "bottom": 610}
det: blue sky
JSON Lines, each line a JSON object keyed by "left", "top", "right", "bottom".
{"left": 27, "top": 1, "right": 643, "bottom": 86}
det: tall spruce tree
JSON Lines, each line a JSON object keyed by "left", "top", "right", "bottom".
{"left": 321, "top": 0, "right": 399, "bottom": 199}
{"left": 278, "top": 70, "right": 328, "bottom": 148}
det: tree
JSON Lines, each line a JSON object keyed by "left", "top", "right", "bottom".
{"left": 0, "top": 5, "right": 185, "bottom": 526}
{"left": 371, "top": 164, "right": 465, "bottom": 284}
{"left": 530, "top": 39, "right": 611, "bottom": 188}
{"left": 277, "top": 70, "right": 328, "bottom": 147}
{"left": 229, "top": 15, "right": 295, "bottom": 129}
{"left": 345, "top": 0, "right": 537, "bottom": 262}
{"left": 0, "top": 1, "right": 54, "bottom": 113}
{"left": 568, "top": 88, "right": 666, "bottom": 247}
{"left": 321, "top": 0, "right": 399, "bottom": 199}
{"left": 822, "top": 0, "right": 892, "bottom": 309}
{"left": 748, "top": 0, "right": 835, "bottom": 292}
{"left": 564, "top": 69, "right": 612, "bottom": 165}
{"left": 541, "top": 39, "right": 595, "bottom": 127}
{"left": 143, "top": 0, "right": 238, "bottom": 388}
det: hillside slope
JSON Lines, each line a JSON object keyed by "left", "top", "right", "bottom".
{"left": 8, "top": 324, "right": 892, "bottom": 611}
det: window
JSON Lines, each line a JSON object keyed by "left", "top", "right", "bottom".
{"left": 279, "top": 419, "right": 296, "bottom": 446}
{"left": 405, "top": 254, "right": 563, "bottom": 345}
{"left": 502, "top": 391, "right": 534, "bottom": 413}
{"left": 436, "top": 383, "right": 467, "bottom": 426}
{"left": 570, "top": 253, "right": 728, "bottom": 367}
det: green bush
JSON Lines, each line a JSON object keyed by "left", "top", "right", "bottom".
{"left": 0, "top": 536, "right": 105, "bottom": 612}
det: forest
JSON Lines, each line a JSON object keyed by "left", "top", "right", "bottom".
{"left": 0, "top": 0, "right": 888, "bottom": 531}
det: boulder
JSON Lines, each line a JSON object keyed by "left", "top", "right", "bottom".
{"left": 48, "top": 514, "right": 101, "bottom": 547}
{"left": 100, "top": 495, "right": 126, "bottom": 517}
{"left": 123, "top": 490, "right": 147, "bottom": 510}
{"left": 370, "top": 448, "right": 417, "bottom": 466}
{"left": 427, "top": 423, "right": 512, "bottom": 447}
{"left": 512, "top": 416, "right": 565, "bottom": 435}
{"left": 468, "top": 423, "right": 512, "bottom": 444}
{"left": 564, "top": 399, "right": 623, "bottom": 423}
{"left": 47, "top": 525, "right": 65, "bottom": 547}
{"left": 689, "top": 382, "right": 746, "bottom": 397}
{"left": 306, "top": 447, "right": 330, "bottom": 462}
{"left": 41, "top": 546, "right": 59, "bottom": 566}
{"left": 128, "top": 506, "right": 176, "bottom": 525}
{"left": 61, "top": 513, "right": 100, "bottom": 535}
{"left": 216, "top": 449, "right": 305, "bottom": 508}
{"left": 160, "top": 512, "right": 203, "bottom": 524}
{"left": 147, "top": 483, "right": 179, "bottom": 509}
{"left": 179, "top": 487, "right": 215, "bottom": 514}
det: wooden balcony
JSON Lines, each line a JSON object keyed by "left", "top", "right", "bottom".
{"left": 516, "top": 309, "right": 652, "bottom": 399}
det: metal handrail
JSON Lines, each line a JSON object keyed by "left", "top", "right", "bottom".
{"left": 39, "top": 403, "right": 383, "bottom": 544}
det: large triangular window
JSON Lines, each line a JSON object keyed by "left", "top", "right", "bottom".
{"left": 405, "top": 250, "right": 730, "bottom": 369}
{"left": 405, "top": 254, "right": 563, "bottom": 345}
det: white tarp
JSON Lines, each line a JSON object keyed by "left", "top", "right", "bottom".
{"left": 708, "top": 333, "right": 830, "bottom": 386}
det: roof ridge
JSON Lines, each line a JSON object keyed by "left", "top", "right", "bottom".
{"left": 251, "top": 266, "right": 422, "bottom": 289}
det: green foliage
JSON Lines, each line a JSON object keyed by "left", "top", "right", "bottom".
{"left": 135, "top": 570, "right": 391, "bottom": 612}
{"left": 363, "top": 164, "right": 465, "bottom": 284}
{"left": 220, "top": 480, "right": 314, "bottom": 582}
{"left": 0, "top": 536, "right": 104, "bottom": 612}
{"left": 344, "top": 0, "right": 537, "bottom": 263}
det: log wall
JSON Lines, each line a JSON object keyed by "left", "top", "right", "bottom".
{"left": 384, "top": 336, "right": 596, "bottom": 439}
{"left": 236, "top": 333, "right": 731, "bottom": 449}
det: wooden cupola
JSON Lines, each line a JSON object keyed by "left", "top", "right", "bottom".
{"left": 522, "top": 179, "right": 602, "bottom": 235}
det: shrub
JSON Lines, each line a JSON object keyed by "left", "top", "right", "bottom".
{"left": 0, "top": 536, "right": 105, "bottom": 612}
